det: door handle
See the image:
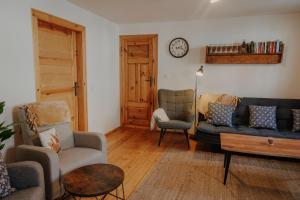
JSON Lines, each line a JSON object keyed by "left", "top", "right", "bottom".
{"left": 73, "top": 82, "right": 80, "bottom": 96}
{"left": 145, "top": 77, "right": 153, "bottom": 87}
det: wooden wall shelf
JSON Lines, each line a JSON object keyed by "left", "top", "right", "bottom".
{"left": 206, "top": 53, "right": 283, "bottom": 64}
{"left": 205, "top": 46, "right": 283, "bottom": 64}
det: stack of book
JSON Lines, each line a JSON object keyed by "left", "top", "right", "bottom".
{"left": 246, "top": 40, "right": 284, "bottom": 54}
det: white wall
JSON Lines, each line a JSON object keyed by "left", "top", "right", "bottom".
{"left": 0, "top": 0, "right": 120, "bottom": 160}
{"left": 120, "top": 13, "right": 300, "bottom": 99}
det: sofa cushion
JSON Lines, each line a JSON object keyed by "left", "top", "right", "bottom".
{"left": 197, "top": 121, "right": 238, "bottom": 135}
{"left": 207, "top": 103, "right": 235, "bottom": 127}
{"left": 249, "top": 105, "right": 277, "bottom": 129}
{"left": 37, "top": 122, "right": 74, "bottom": 150}
{"left": 157, "top": 120, "right": 192, "bottom": 129}
{"left": 233, "top": 98, "right": 300, "bottom": 130}
{"left": 58, "top": 147, "right": 105, "bottom": 175}
{"left": 197, "top": 121, "right": 300, "bottom": 140}
{"left": 292, "top": 109, "right": 300, "bottom": 132}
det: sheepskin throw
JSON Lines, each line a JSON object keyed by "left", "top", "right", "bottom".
{"left": 215, "top": 94, "right": 240, "bottom": 108}
{"left": 198, "top": 93, "right": 240, "bottom": 119}
{"left": 22, "top": 101, "right": 71, "bottom": 134}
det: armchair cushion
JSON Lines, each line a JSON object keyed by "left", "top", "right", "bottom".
{"left": 4, "top": 161, "right": 44, "bottom": 200}
{"left": 158, "top": 89, "right": 194, "bottom": 120}
{"left": 157, "top": 120, "right": 192, "bottom": 129}
{"left": 7, "top": 161, "right": 43, "bottom": 190}
{"left": 182, "top": 112, "right": 194, "bottom": 123}
{"left": 37, "top": 122, "right": 74, "bottom": 150}
{"left": 3, "top": 187, "right": 43, "bottom": 200}
{"left": 58, "top": 147, "right": 106, "bottom": 175}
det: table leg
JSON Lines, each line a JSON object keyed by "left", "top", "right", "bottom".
{"left": 100, "top": 194, "right": 107, "bottom": 200}
{"left": 116, "top": 187, "right": 118, "bottom": 200}
{"left": 122, "top": 182, "right": 125, "bottom": 200}
{"left": 224, "top": 151, "right": 228, "bottom": 168}
{"left": 223, "top": 152, "right": 231, "bottom": 185}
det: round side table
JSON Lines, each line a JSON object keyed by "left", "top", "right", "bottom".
{"left": 63, "top": 164, "right": 125, "bottom": 200}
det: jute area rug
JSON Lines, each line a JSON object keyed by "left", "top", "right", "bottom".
{"left": 129, "top": 134, "right": 300, "bottom": 200}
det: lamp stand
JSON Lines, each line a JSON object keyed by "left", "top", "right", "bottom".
{"left": 194, "top": 75, "right": 198, "bottom": 133}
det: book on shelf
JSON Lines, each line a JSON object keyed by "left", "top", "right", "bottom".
{"left": 251, "top": 40, "right": 283, "bottom": 54}
{"left": 207, "top": 40, "right": 284, "bottom": 55}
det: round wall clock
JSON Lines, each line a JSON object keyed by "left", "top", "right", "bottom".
{"left": 169, "top": 37, "right": 189, "bottom": 58}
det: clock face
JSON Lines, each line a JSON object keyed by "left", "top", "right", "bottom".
{"left": 169, "top": 37, "right": 189, "bottom": 58}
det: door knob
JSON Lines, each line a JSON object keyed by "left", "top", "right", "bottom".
{"left": 145, "top": 77, "right": 153, "bottom": 87}
{"left": 73, "top": 82, "right": 80, "bottom": 96}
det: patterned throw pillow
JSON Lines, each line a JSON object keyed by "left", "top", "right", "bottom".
{"left": 207, "top": 103, "right": 235, "bottom": 127}
{"left": 249, "top": 105, "right": 277, "bottom": 129}
{"left": 0, "top": 152, "right": 15, "bottom": 198}
{"left": 292, "top": 109, "right": 300, "bottom": 132}
{"left": 38, "top": 128, "right": 61, "bottom": 153}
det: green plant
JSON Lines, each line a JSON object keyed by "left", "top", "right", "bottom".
{"left": 0, "top": 101, "right": 14, "bottom": 150}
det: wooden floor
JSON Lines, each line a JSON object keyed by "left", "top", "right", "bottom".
{"left": 107, "top": 128, "right": 171, "bottom": 199}
{"left": 106, "top": 127, "right": 211, "bottom": 199}
{"left": 77, "top": 127, "right": 299, "bottom": 200}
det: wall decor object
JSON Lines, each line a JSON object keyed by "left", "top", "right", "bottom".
{"left": 205, "top": 40, "right": 284, "bottom": 64}
{"left": 169, "top": 37, "right": 189, "bottom": 58}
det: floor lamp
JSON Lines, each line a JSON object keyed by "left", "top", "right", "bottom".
{"left": 194, "top": 66, "right": 204, "bottom": 132}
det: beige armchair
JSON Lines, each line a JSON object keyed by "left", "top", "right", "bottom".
{"left": 15, "top": 103, "right": 107, "bottom": 200}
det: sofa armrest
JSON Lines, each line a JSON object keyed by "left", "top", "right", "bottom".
{"left": 16, "top": 145, "right": 60, "bottom": 199}
{"left": 73, "top": 131, "right": 107, "bottom": 153}
{"left": 7, "top": 161, "right": 44, "bottom": 190}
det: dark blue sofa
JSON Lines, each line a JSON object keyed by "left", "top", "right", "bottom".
{"left": 196, "top": 97, "right": 300, "bottom": 145}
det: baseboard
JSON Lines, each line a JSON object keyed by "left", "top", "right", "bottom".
{"left": 123, "top": 124, "right": 150, "bottom": 129}
{"left": 105, "top": 127, "right": 121, "bottom": 135}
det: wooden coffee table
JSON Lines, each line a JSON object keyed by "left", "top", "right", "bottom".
{"left": 220, "top": 133, "right": 300, "bottom": 185}
{"left": 63, "top": 164, "right": 125, "bottom": 199}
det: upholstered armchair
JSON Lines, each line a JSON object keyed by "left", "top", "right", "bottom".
{"left": 15, "top": 102, "right": 107, "bottom": 200}
{"left": 156, "top": 89, "right": 194, "bottom": 148}
{"left": 4, "top": 161, "right": 45, "bottom": 200}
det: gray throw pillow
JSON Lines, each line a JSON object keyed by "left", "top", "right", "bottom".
{"left": 0, "top": 152, "right": 15, "bottom": 198}
{"left": 292, "top": 109, "right": 300, "bottom": 132}
{"left": 207, "top": 103, "right": 235, "bottom": 127}
{"left": 249, "top": 105, "right": 277, "bottom": 129}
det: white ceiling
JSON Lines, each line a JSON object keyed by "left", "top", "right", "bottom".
{"left": 68, "top": 0, "right": 300, "bottom": 24}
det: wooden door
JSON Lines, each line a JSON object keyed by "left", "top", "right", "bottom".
{"left": 32, "top": 9, "right": 88, "bottom": 131}
{"left": 120, "top": 35, "right": 158, "bottom": 128}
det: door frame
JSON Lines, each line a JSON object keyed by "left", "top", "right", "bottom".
{"left": 119, "top": 34, "right": 158, "bottom": 127}
{"left": 31, "top": 9, "right": 88, "bottom": 131}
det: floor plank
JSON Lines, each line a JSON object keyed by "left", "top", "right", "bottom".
{"left": 107, "top": 128, "right": 168, "bottom": 199}
{"left": 106, "top": 127, "right": 200, "bottom": 199}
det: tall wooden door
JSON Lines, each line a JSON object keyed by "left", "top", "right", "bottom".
{"left": 120, "top": 35, "right": 158, "bottom": 128}
{"left": 32, "top": 9, "right": 88, "bottom": 131}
